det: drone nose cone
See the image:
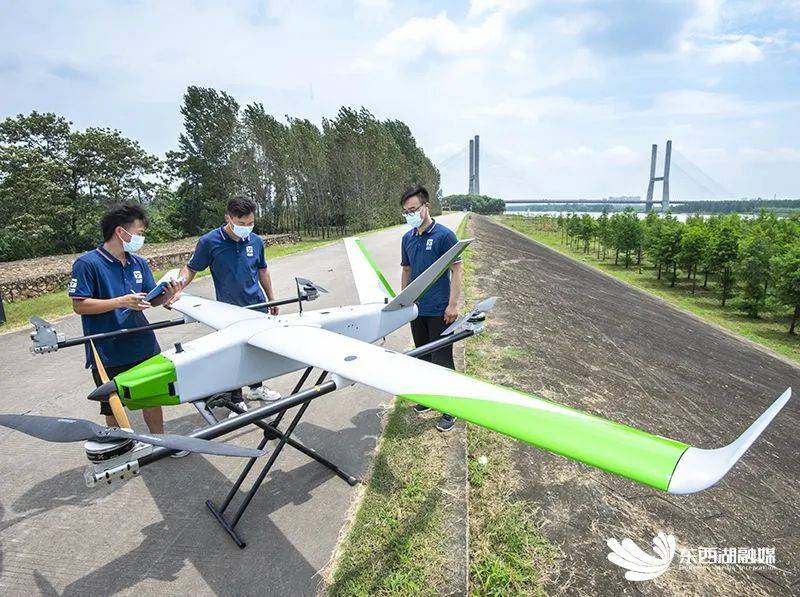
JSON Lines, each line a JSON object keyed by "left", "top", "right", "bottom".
{"left": 88, "top": 380, "right": 118, "bottom": 402}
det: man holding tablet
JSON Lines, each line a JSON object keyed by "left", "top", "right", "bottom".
{"left": 69, "top": 204, "right": 181, "bottom": 438}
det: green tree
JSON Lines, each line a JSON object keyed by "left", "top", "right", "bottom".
{"left": 706, "top": 215, "right": 741, "bottom": 306}
{"left": 596, "top": 210, "right": 610, "bottom": 258}
{"left": 678, "top": 217, "right": 709, "bottom": 293}
{"left": 656, "top": 216, "right": 683, "bottom": 286}
{"left": 167, "top": 86, "right": 241, "bottom": 235}
{"left": 771, "top": 242, "right": 800, "bottom": 333}
{"left": 612, "top": 209, "right": 643, "bottom": 268}
{"left": 0, "top": 111, "right": 160, "bottom": 260}
{"left": 738, "top": 225, "right": 773, "bottom": 317}
{"left": 578, "top": 213, "right": 596, "bottom": 253}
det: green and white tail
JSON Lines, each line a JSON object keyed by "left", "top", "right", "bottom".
{"left": 344, "top": 237, "right": 397, "bottom": 304}
{"left": 344, "top": 235, "right": 472, "bottom": 310}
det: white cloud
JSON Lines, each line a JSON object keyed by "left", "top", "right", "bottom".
{"left": 648, "top": 90, "right": 759, "bottom": 118}
{"left": 467, "top": 0, "right": 532, "bottom": 18}
{"left": 363, "top": 10, "right": 507, "bottom": 68}
{"left": 706, "top": 38, "right": 764, "bottom": 63}
{"left": 738, "top": 147, "right": 800, "bottom": 163}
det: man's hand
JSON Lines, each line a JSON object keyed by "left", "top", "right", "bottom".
{"left": 269, "top": 305, "right": 280, "bottom": 316}
{"left": 116, "top": 293, "right": 151, "bottom": 311}
{"left": 164, "top": 279, "right": 183, "bottom": 297}
{"left": 166, "top": 292, "right": 182, "bottom": 307}
{"left": 163, "top": 279, "right": 184, "bottom": 308}
{"left": 444, "top": 303, "right": 459, "bottom": 324}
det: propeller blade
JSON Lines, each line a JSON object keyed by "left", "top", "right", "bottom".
{"left": 0, "top": 414, "right": 102, "bottom": 442}
{"left": 474, "top": 296, "right": 497, "bottom": 314}
{"left": 440, "top": 313, "right": 469, "bottom": 337}
{"left": 441, "top": 296, "right": 498, "bottom": 336}
{"left": 296, "top": 277, "right": 329, "bottom": 294}
{"left": 109, "top": 429, "right": 266, "bottom": 458}
{"left": 0, "top": 414, "right": 265, "bottom": 458}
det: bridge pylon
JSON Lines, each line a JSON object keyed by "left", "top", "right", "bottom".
{"left": 467, "top": 134, "right": 480, "bottom": 195}
{"left": 645, "top": 140, "right": 672, "bottom": 211}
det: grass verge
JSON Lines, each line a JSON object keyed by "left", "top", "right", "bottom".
{"left": 460, "top": 217, "right": 560, "bottom": 596}
{"left": 326, "top": 215, "right": 471, "bottom": 595}
{"left": 498, "top": 214, "right": 800, "bottom": 366}
{"left": 326, "top": 400, "right": 449, "bottom": 596}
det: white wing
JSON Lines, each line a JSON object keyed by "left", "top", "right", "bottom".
{"left": 246, "top": 325, "right": 790, "bottom": 493}
{"left": 170, "top": 294, "right": 268, "bottom": 330}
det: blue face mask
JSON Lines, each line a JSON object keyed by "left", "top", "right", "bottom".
{"left": 404, "top": 211, "right": 423, "bottom": 228}
{"left": 232, "top": 223, "right": 254, "bottom": 239}
{"left": 119, "top": 228, "right": 145, "bottom": 253}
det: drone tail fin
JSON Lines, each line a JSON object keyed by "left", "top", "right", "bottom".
{"left": 344, "top": 237, "right": 396, "bottom": 304}
{"left": 382, "top": 238, "right": 472, "bottom": 312}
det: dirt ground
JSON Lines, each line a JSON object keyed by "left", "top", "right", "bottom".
{"left": 469, "top": 215, "right": 800, "bottom": 596}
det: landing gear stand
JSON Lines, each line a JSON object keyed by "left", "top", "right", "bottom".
{"left": 206, "top": 368, "right": 357, "bottom": 548}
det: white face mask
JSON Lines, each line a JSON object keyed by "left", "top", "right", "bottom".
{"left": 119, "top": 228, "right": 145, "bottom": 253}
{"left": 404, "top": 211, "right": 423, "bottom": 228}
{"left": 231, "top": 223, "right": 254, "bottom": 239}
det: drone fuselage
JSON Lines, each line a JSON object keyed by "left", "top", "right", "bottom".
{"left": 113, "top": 302, "right": 417, "bottom": 410}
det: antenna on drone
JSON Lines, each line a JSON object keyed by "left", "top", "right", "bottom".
{"left": 645, "top": 140, "right": 672, "bottom": 211}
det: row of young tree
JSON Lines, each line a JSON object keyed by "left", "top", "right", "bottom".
{"left": 443, "top": 194, "right": 505, "bottom": 215}
{"left": 551, "top": 210, "right": 800, "bottom": 333}
{"left": 0, "top": 86, "right": 441, "bottom": 262}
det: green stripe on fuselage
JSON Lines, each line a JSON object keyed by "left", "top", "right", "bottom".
{"left": 114, "top": 354, "right": 180, "bottom": 410}
{"left": 402, "top": 393, "right": 688, "bottom": 491}
{"left": 355, "top": 238, "right": 396, "bottom": 298}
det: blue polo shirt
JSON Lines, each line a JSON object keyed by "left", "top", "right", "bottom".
{"left": 68, "top": 246, "right": 160, "bottom": 369}
{"left": 401, "top": 219, "right": 461, "bottom": 317}
{"left": 187, "top": 226, "right": 268, "bottom": 307}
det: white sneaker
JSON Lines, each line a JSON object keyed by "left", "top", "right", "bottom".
{"left": 170, "top": 450, "right": 190, "bottom": 458}
{"left": 227, "top": 402, "right": 249, "bottom": 419}
{"left": 248, "top": 386, "right": 282, "bottom": 401}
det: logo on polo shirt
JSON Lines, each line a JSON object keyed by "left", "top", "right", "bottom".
{"left": 246, "top": 245, "right": 254, "bottom": 257}
{"left": 426, "top": 238, "right": 433, "bottom": 251}
{"left": 68, "top": 278, "right": 78, "bottom": 292}
{"left": 133, "top": 270, "right": 143, "bottom": 283}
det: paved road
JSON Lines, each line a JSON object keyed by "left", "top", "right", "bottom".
{"left": 469, "top": 216, "right": 799, "bottom": 596}
{"left": 0, "top": 213, "right": 465, "bottom": 596}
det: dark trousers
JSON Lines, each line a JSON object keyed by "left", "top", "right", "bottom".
{"left": 411, "top": 316, "right": 455, "bottom": 420}
{"left": 230, "top": 382, "right": 262, "bottom": 404}
{"left": 410, "top": 316, "right": 455, "bottom": 369}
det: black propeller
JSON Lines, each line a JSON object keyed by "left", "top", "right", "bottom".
{"left": 296, "top": 277, "right": 328, "bottom": 295}
{"left": 441, "top": 296, "right": 498, "bottom": 336}
{"left": 0, "top": 414, "right": 265, "bottom": 458}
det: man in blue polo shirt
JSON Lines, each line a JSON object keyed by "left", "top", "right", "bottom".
{"left": 175, "top": 196, "right": 281, "bottom": 412}
{"left": 69, "top": 204, "right": 181, "bottom": 436}
{"left": 400, "top": 185, "right": 463, "bottom": 432}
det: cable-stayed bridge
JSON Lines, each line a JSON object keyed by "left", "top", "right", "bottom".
{"left": 435, "top": 138, "right": 735, "bottom": 210}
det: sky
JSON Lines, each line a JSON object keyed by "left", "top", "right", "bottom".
{"left": 1, "top": 0, "right": 799, "bottom": 200}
